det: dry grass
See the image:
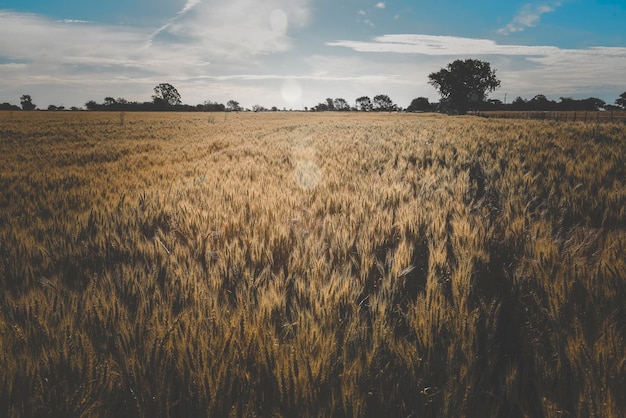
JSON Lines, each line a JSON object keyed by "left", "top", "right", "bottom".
{"left": 1, "top": 111, "right": 625, "bottom": 417}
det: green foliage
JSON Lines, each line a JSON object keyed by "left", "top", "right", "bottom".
{"left": 152, "top": 83, "right": 182, "bottom": 107}
{"left": 429, "top": 59, "right": 501, "bottom": 114}
{"left": 20, "top": 94, "right": 36, "bottom": 111}
{"left": 373, "top": 94, "right": 395, "bottom": 111}
{"left": 407, "top": 97, "right": 434, "bottom": 112}
{"left": 616, "top": 91, "right": 626, "bottom": 109}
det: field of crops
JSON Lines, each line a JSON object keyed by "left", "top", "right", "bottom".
{"left": 1, "top": 111, "right": 625, "bottom": 417}
{"left": 475, "top": 110, "right": 626, "bottom": 124}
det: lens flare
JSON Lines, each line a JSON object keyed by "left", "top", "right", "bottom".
{"left": 295, "top": 160, "right": 322, "bottom": 189}
{"left": 281, "top": 79, "right": 303, "bottom": 106}
{"left": 269, "top": 9, "right": 288, "bottom": 35}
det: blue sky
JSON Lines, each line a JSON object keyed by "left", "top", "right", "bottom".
{"left": 0, "top": 0, "right": 625, "bottom": 109}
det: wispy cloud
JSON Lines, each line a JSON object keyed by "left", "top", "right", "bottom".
{"left": 148, "top": 0, "right": 310, "bottom": 57}
{"left": 56, "top": 19, "right": 90, "bottom": 24}
{"left": 375, "top": 2, "right": 386, "bottom": 9}
{"left": 498, "top": 2, "right": 562, "bottom": 35}
{"left": 327, "top": 33, "right": 626, "bottom": 62}
{"left": 179, "top": 0, "right": 202, "bottom": 15}
{"left": 327, "top": 34, "right": 558, "bottom": 55}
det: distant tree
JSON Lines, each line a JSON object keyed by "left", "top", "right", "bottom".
{"left": 20, "top": 94, "right": 36, "bottom": 111}
{"left": 198, "top": 100, "right": 225, "bottom": 112}
{"left": 85, "top": 100, "right": 100, "bottom": 111}
{"left": 373, "top": 94, "right": 395, "bottom": 111}
{"left": 355, "top": 96, "right": 372, "bottom": 111}
{"left": 509, "top": 96, "right": 527, "bottom": 111}
{"left": 152, "top": 83, "right": 182, "bottom": 107}
{"left": 1, "top": 102, "right": 20, "bottom": 111}
{"left": 528, "top": 94, "right": 555, "bottom": 111}
{"left": 485, "top": 99, "right": 504, "bottom": 110}
{"left": 314, "top": 102, "right": 329, "bottom": 112}
{"left": 428, "top": 59, "right": 500, "bottom": 114}
{"left": 407, "top": 97, "right": 433, "bottom": 112}
{"left": 325, "top": 98, "right": 335, "bottom": 111}
{"left": 226, "top": 100, "right": 241, "bottom": 111}
{"left": 557, "top": 97, "right": 576, "bottom": 111}
{"left": 271, "top": 106, "right": 278, "bottom": 112}
{"left": 616, "top": 91, "right": 626, "bottom": 109}
{"left": 333, "top": 98, "right": 350, "bottom": 111}
{"left": 104, "top": 97, "right": 117, "bottom": 106}
{"left": 47, "top": 105, "right": 59, "bottom": 111}
{"left": 252, "top": 104, "right": 266, "bottom": 112}
{"left": 581, "top": 97, "right": 605, "bottom": 111}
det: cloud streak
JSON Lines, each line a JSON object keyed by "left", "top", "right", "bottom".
{"left": 498, "top": 2, "right": 562, "bottom": 35}
{"left": 326, "top": 33, "right": 626, "bottom": 61}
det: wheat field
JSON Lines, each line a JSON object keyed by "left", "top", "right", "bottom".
{"left": 1, "top": 111, "right": 625, "bottom": 417}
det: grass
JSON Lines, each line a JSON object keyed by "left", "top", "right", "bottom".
{"left": 1, "top": 111, "right": 625, "bottom": 417}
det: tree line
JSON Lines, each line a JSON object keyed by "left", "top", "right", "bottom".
{"left": 405, "top": 94, "right": 626, "bottom": 113}
{"left": 3, "top": 63, "right": 626, "bottom": 114}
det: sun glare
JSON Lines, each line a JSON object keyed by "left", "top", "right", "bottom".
{"left": 280, "top": 78, "right": 303, "bottom": 106}
{"left": 269, "top": 8, "right": 288, "bottom": 35}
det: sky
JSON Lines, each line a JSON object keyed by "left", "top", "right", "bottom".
{"left": 0, "top": 0, "right": 625, "bottom": 109}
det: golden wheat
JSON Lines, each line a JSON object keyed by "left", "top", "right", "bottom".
{"left": 0, "top": 111, "right": 624, "bottom": 417}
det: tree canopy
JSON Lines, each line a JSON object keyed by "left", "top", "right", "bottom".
{"left": 152, "top": 83, "right": 182, "bottom": 107}
{"left": 226, "top": 100, "right": 241, "bottom": 112}
{"left": 407, "top": 97, "right": 433, "bottom": 112}
{"left": 428, "top": 59, "right": 500, "bottom": 114}
{"left": 355, "top": 96, "right": 372, "bottom": 111}
{"left": 616, "top": 91, "right": 626, "bottom": 109}
{"left": 373, "top": 94, "right": 395, "bottom": 111}
{"left": 20, "top": 94, "right": 36, "bottom": 111}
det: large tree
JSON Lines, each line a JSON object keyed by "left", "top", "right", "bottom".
{"left": 428, "top": 59, "right": 500, "bottom": 114}
{"left": 355, "top": 96, "right": 372, "bottom": 111}
{"left": 20, "top": 94, "right": 36, "bottom": 111}
{"left": 333, "top": 98, "right": 350, "bottom": 111}
{"left": 226, "top": 100, "right": 241, "bottom": 112}
{"left": 373, "top": 94, "right": 395, "bottom": 111}
{"left": 152, "top": 83, "right": 182, "bottom": 107}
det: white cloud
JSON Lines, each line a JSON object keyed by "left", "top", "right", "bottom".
{"left": 327, "top": 34, "right": 560, "bottom": 55}
{"left": 375, "top": 2, "right": 386, "bottom": 9}
{"left": 179, "top": 0, "right": 202, "bottom": 15}
{"left": 57, "top": 19, "right": 90, "bottom": 24}
{"left": 0, "top": 1, "right": 311, "bottom": 69}
{"left": 149, "top": 0, "right": 310, "bottom": 58}
{"left": 358, "top": 10, "right": 366, "bottom": 15}
{"left": 498, "top": 2, "right": 562, "bottom": 35}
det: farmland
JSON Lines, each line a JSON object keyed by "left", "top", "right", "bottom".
{"left": 1, "top": 111, "right": 625, "bottom": 417}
